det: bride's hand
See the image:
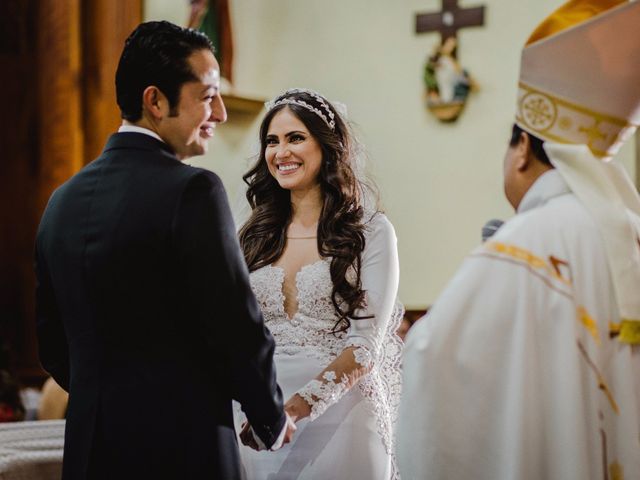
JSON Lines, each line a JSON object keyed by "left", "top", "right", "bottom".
{"left": 284, "top": 394, "right": 311, "bottom": 423}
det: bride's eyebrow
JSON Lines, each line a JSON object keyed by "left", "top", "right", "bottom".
{"left": 285, "top": 131, "right": 306, "bottom": 137}
{"left": 265, "top": 130, "right": 306, "bottom": 139}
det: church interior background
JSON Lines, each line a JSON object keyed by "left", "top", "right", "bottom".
{"left": 1, "top": 0, "right": 638, "bottom": 402}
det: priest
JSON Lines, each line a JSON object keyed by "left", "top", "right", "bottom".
{"left": 397, "top": 1, "right": 640, "bottom": 478}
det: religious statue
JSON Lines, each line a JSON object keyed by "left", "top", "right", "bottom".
{"left": 415, "top": 0, "right": 485, "bottom": 122}
{"left": 423, "top": 37, "right": 476, "bottom": 122}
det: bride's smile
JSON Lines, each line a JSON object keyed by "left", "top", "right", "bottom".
{"left": 265, "top": 107, "right": 323, "bottom": 192}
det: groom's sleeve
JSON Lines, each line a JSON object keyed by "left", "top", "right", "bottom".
{"left": 174, "top": 170, "right": 286, "bottom": 448}
{"left": 35, "top": 230, "right": 71, "bottom": 391}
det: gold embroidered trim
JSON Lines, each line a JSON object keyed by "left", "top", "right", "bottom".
{"left": 610, "top": 461, "right": 624, "bottom": 480}
{"left": 577, "top": 306, "right": 601, "bottom": 345}
{"left": 577, "top": 340, "right": 619, "bottom": 414}
{"left": 618, "top": 319, "right": 640, "bottom": 345}
{"left": 484, "top": 241, "right": 571, "bottom": 285}
{"left": 516, "top": 82, "right": 637, "bottom": 157}
{"left": 519, "top": 82, "right": 628, "bottom": 127}
{"left": 609, "top": 321, "right": 621, "bottom": 335}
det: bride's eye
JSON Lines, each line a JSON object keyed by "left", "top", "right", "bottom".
{"left": 265, "top": 136, "right": 278, "bottom": 145}
{"left": 290, "top": 134, "right": 305, "bottom": 143}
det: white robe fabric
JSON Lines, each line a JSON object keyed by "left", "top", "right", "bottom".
{"left": 398, "top": 169, "right": 640, "bottom": 480}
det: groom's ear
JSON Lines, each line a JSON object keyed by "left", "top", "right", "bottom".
{"left": 142, "top": 86, "right": 168, "bottom": 120}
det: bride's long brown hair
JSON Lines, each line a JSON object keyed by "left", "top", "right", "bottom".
{"left": 239, "top": 90, "right": 372, "bottom": 333}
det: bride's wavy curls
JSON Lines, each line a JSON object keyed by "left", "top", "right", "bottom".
{"left": 239, "top": 91, "right": 371, "bottom": 333}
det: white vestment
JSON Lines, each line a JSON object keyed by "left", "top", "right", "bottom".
{"left": 398, "top": 169, "right": 640, "bottom": 479}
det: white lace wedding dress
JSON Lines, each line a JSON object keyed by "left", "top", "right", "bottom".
{"left": 235, "top": 213, "right": 403, "bottom": 480}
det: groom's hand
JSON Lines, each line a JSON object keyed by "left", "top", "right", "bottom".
{"left": 240, "top": 413, "right": 296, "bottom": 451}
{"left": 239, "top": 421, "right": 260, "bottom": 450}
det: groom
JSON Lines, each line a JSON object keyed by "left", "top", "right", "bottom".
{"left": 35, "top": 21, "right": 293, "bottom": 479}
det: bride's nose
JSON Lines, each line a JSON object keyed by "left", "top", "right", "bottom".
{"left": 275, "top": 145, "right": 291, "bottom": 160}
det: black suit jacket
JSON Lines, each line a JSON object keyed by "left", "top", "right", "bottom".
{"left": 35, "top": 133, "right": 285, "bottom": 479}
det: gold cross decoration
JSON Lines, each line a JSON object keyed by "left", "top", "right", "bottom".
{"left": 579, "top": 120, "right": 607, "bottom": 150}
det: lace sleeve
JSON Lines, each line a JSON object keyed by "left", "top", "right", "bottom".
{"left": 294, "top": 213, "right": 402, "bottom": 423}
{"left": 295, "top": 345, "right": 373, "bottom": 420}
{"left": 347, "top": 213, "right": 400, "bottom": 351}
{"left": 351, "top": 214, "right": 403, "bottom": 479}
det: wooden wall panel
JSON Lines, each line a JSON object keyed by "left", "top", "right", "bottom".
{"left": 0, "top": 0, "right": 40, "bottom": 381}
{"left": 0, "top": 0, "right": 141, "bottom": 385}
{"left": 37, "top": 0, "right": 84, "bottom": 211}
{"left": 636, "top": 131, "right": 640, "bottom": 188}
{"left": 82, "top": 1, "right": 142, "bottom": 162}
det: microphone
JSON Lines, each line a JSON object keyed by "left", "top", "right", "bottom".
{"left": 481, "top": 219, "right": 504, "bottom": 242}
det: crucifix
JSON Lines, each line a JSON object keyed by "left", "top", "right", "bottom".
{"left": 414, "top": 0, "right": 485, "bottom": 121}
{"left": 415, "top": 0, "right": 485, "bottom": 56}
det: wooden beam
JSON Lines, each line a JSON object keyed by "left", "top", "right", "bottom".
{"left": 0, "top": 0, "right": 41, "bottom": 380}
{"left": 37, "top": 0, "right": 84, "bottom": 210}
{"left": 636, "top": 129, "right": 640, "bottom": 189}
{"left": 416, "top": 0, "right": 485, "bottom": 43}
{"left": 82, "top": 0, "right": 142, "bottom": 163}
{"left": 0, "top": 0, "right": 141, "bottom": 384}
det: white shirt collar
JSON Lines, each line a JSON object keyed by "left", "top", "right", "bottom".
{"left": 118, "top": 124, "right": 164, "bottom": 143}
{"left": 517, "top": 169, "right": 572, "bottom": 214}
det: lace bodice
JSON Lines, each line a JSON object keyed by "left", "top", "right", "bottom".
{"left": 250, "top": 258, "right": 346, "bottom": 363}
{"left": 248, "top": 214, "right": 404, "bottom": 477}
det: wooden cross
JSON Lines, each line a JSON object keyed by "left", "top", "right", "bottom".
{"left": 416, "top": 0, "right": 485, "bottom": 47}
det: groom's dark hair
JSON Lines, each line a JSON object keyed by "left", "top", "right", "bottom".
{"left": 115, "top": 21, "right": 214, "bottom": 122}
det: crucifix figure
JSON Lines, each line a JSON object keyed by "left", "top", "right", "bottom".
{"left": 414, "top": 1, "right": 485, "bottom": 121}
{"left": 416, "top": 0, "right": 485, "bottom": 56}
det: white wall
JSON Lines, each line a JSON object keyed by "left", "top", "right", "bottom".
{"left": 144, "top": 0, "right": 637, "bottom": 309}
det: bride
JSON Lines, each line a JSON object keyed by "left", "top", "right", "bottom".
{"left": 236, "top": 88, "right": 403, "bottom": 479}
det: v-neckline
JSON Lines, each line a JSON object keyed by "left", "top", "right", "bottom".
{"left": 268, "top": 259, "right": 328, "bottom": 320}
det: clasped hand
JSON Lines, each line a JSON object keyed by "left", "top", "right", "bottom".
{"left": 239, "top": 394, "right": 311, "bottom": 451}
{"left": 239, "top": 411, "right": 297, "bottom": 451}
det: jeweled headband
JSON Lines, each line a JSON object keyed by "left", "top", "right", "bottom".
{"left": 265, "top": 88, "right": 336, "bottom": 131}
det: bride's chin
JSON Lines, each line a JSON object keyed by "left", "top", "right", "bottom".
{"left": 274, "top": 179, "right": 297, "bottom": 190}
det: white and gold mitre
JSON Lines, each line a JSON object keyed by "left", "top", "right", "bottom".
{"left": 516, "top": 0, "right": 640, "bottom": 158}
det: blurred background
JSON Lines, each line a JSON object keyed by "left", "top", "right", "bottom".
{"left": 1, "top": 0, "right": 637, "bottom": 407}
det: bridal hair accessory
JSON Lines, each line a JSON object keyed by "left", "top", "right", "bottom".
{"left": 265, "top": 88, "right": 337, "bottom": 131}
{"left": 332, "top": 101, "right": 348, "bottom": 119}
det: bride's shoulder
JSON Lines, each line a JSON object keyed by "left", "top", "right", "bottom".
{"left": 363, "top": 211, "right": 395, "bottom": 236}
{"left": 362, "top": 211, "right": 397, "bottom": 252}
